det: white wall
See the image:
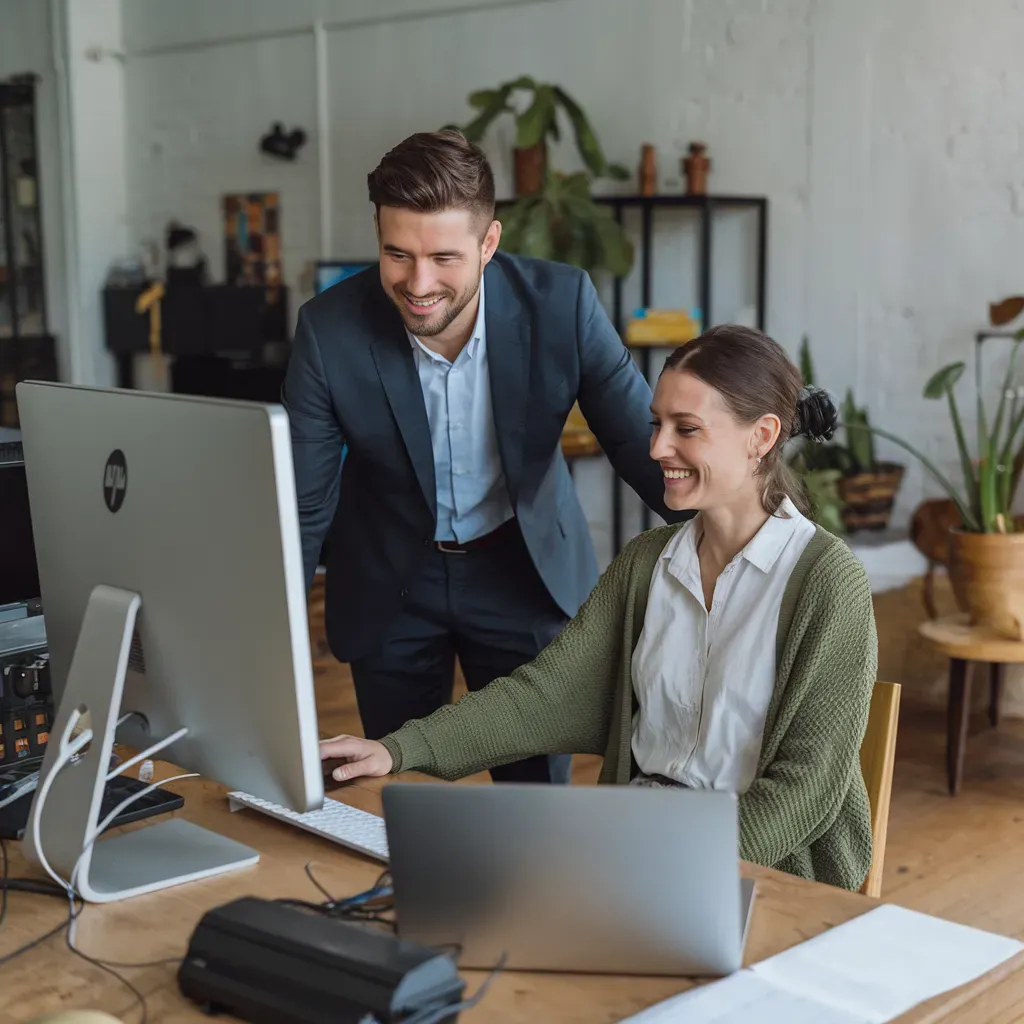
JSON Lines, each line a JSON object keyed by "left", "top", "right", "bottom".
{"left": 0, "top": 0, "right": 69, "bottom": 379}
{"left": 117, "top": 0, "right": 1024, "bottom": 565}
{"left": 62, "top": 0, "right": 127, "bottom": 388}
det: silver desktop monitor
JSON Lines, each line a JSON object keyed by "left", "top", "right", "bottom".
{"left": 15, "top": 381, "right": 323, "bottom": 902}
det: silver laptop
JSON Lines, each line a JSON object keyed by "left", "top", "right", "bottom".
{"left": 382, "top": 783, "right": 756, "bottom": 976}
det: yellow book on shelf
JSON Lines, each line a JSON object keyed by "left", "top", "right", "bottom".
{"left": 625, "top": 309, "right": 700, "bottom": 346}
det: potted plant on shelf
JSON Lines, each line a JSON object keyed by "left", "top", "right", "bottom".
{"left": 447, "top": 76, "right": 634, "bottom": 278}
{"left": 856, "top": 331, "right": 1024, "bottom": 639}
{"left": 449, "top": 76, "right": 628, "bottom": 195}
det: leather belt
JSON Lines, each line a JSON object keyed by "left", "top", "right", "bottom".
{"left": 434, "top": 518, "right": 519, "bottom": 554}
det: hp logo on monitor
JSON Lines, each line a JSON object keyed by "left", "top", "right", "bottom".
{"left": 103, "top": 450, "right": 127, "bottom": 513}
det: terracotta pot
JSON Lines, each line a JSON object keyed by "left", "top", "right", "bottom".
{"left": 948, "top": 528, "right": 1024, "bottom": 640}
{"left": 838, "top": 462, "right": 904, "bottom": 532}
{"left": 513, "top": 142, "right": 546, "bottom": 196}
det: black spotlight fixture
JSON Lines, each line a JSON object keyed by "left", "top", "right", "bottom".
{"left": 259, "top": 122, "right": 307, "bottom": 161}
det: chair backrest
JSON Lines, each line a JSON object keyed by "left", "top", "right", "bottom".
{"left": 859, "top": 681, "right": 901, "bottom": 898}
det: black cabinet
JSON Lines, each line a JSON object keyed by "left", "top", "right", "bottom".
{"left": 103, "top": 284, "right": 289, "bottom": 389}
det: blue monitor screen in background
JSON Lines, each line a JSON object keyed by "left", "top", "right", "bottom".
{"left": 315, "top": 261, "right": 373, "bottom": 294}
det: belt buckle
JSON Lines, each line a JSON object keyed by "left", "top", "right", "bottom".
{"left": 435, "top": 540, "right": 467, "bottom": 554}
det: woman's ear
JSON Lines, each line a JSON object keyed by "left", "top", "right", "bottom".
{"left": 753, "top": 413, "right": 782, "bottom": 455}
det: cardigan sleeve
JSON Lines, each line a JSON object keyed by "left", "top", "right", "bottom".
{"left": 737, "top": 543, "right": 877, "bottom": 871}
{"left": 379, "top": 534, "right": 650, "bottom": 780}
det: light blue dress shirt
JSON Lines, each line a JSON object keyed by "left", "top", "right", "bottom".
{"left": 406, "top": 279, "right": 514, "bottom": 543}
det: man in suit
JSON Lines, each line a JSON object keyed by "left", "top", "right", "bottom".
{"left": 283, "top": 129, "right": 682, "bottom": 785}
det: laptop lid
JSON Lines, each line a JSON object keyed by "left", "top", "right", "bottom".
{"left": 382, "top": 783, "right": 753, "bottom": 977}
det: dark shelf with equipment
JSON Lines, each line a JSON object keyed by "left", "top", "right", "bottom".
{"left": 0, "top": 75, "right": 57, "bottom": 428}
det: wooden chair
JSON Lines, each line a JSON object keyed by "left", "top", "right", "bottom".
{"left": 858, "top": 681, "right": 901, "bottom": 898}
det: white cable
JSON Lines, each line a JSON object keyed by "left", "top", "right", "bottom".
{"left": 65, "top": 771, "right": 196, "bottom": 947}
{"left": 33, "top": 716, "right": 189, "bottom": 894}
{"left": 107, "top": 727, "right": 189, "bottom": 781}
{"left": 84, "top": 772, "right": 198, "bottom": 849}
{"left": 30, "top": 710, "right": 94, "bottom": 894}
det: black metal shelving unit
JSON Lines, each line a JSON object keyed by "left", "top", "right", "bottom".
{"left": 495, "top": 190, "right": 769, "bottom": 553}
{"left": 0, "top": 74, "right": 56, "bottom": 427}
{"left": 597, "top": 193, "right": 769, "bottom": 552}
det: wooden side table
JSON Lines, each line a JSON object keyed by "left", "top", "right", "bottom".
{"left": 918, "top": 614, "right": 1024, "bottom": 795}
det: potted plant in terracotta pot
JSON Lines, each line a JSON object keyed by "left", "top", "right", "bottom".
{"left": 446, "top": 77, "right": 634, "bottom": 279}
{"left": 857, "top": 337, "right": 1024, "bottom": 639}
{"left": 448, "top": 75, "right": 628, "bottom": 195}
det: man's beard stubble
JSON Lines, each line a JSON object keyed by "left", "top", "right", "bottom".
{"left": 393, "top": 274, "right": 481, "bottom": 338}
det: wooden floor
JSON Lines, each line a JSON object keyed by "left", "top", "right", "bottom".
{"left": 308, "top": 580, "right": 1024, "bottom": 941}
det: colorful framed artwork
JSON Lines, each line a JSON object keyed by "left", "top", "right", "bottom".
{"left": 222, "top": 192, "right": 282, "bottom": 288}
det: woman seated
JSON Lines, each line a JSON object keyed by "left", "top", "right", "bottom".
{"left": 320, "top": 325, "right": 878, "bottom": 891}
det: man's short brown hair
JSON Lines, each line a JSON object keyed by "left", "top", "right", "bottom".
{"left": 367, "top": 129, "right": 496, "bottom": 227}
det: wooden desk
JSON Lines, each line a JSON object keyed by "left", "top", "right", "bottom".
{"left": 2, "top": 767, "right": 1023, "bottom": 1023}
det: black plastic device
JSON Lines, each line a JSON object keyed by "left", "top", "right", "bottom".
{"left": 178, "top": 897, "right": 465, "bottom": 1024}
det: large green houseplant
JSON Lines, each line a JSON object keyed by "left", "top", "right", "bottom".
{"left": 447, "top": 76, "right": 634, "bottom": 277}
{"left": 856, "top": 327, "right": 1024, "bottom": 638}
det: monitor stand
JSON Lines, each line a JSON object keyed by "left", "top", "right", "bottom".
{"left": 22, "top": 584, "right": 259, "bottom": 903}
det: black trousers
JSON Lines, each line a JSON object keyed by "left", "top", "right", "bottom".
{"left": 349, "top": 523, "right": 572, "bottom": 784}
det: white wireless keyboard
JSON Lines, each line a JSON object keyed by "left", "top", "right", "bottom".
{"left": 227, "top": 790, "right": 389, "bottom": 862}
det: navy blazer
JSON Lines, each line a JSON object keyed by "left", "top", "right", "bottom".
{"left": 283, "top": 251, "right": 681, "bottom": 663}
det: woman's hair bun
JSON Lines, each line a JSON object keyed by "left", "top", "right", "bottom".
{"left": 794, "top": 386, "right": 838, "bottom": 443}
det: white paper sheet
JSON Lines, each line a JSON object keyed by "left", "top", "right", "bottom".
{"left": 619, "top": 904, "right": 1024, "bottom": 1024}
{"left": 621, "top": 971, "right": 867, "bottom": 1024}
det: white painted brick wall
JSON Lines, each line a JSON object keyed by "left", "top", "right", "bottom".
{"left": 113, "top": 0, "right": 1024, "bottom": 566}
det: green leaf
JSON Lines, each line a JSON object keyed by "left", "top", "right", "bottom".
{"left": 461, "top": 102, "right": 509, "bottom": 143}
{"left": 946, "top": 390, "right": 979, "bottom": 524}
{"left": 519, "top": 200, "right": 554, "bottom": 259}
{"left": 841, "top": 389, "right": 874, "bottom": 471}
{"left": 516, "top": 85, "right": 557, "bottom": 148}
{"left": 923, "top": 361, "right": 965, "bottom": 399}
{"left": 976, "top": 342, "right": 988, "bottom": 468}
{"left": 468, "top": 89, "right": 498, "bottom": 109}
{"left": 553, "top": 86, "right": 609, "bottom": 177}
{"left": 546, "top": 100, "right": 561, "bottom": 142}
{"left": 989, "top": 336, "right": 1022, "bottom": 456}
{"left": 496, "top": 197, "right": 533, "bottom": 251}
{"left": 591, "top": 211, "right": 634, "bottom": 277}
{"left": 799, "top": 336, "right": 815, "bottom": 387}
{"left": 979, "top": 454, "right": 1002, "bottom": 531}
{"left": 800, "top": 467, "right": 846, "bottom": 535}
{"left": 607, "top": 163, "right": 630, "bottom": 180}
{"left": 459, "top": 83, "right": 514, "bottom": 142}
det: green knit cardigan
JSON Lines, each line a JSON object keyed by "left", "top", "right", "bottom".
{"left": 380, "top": 524, "right": 879, "bottom": 891}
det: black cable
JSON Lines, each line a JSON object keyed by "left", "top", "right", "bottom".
{"left": 1, "top": 876, "right": 72, "bottom": 900}
{"left": 304, "top": 861, "right": 336, "bottom": 904}
{"left": 0, "top": 863, "right": 175, "bottom": 1024}
{"left": 63, "top": 892, "right": 151, "bottom": 1024}
{"left": 0, "top": 900, "right": 78, "bottom": 969}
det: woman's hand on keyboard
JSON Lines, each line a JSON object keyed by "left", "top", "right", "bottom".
{"left": 320, "top": 735, "right": 393, "bottom": 782}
